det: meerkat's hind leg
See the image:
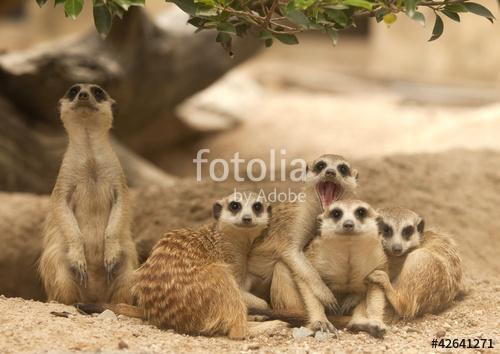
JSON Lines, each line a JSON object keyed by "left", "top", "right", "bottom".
{"left": 347, "top": 300, "right": 370, "bottom": 333}
{"left": 243, "top": 291, "right": 269, "bottom": 311}
{"left": 270, "top": 261, "right": 305, "bottom": 312}
{"left": 108, "top": 249, "right": 138, "bottom": 304}
{"left": 40, "top": 244, "right": 81, "bottom": 304}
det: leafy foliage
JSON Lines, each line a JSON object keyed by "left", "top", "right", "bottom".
{"left": 36, "top": 0, "right": 496, "bottom": 50}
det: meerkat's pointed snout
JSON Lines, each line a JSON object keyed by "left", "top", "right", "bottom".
{"left": 343, "top": 220, "right": 355, "bottom": 231}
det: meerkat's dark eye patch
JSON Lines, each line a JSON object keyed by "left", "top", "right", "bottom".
{"left": 252, "top": 202, "right": 263, "bottom": 214}
{"left": 330, "top": 208, "right": 343, "bottom": 220}
{"left": 378, "top": 222, "right": 393, "bottom": 238}
{"left": 313, "top": 161, "right": 327, "bottom": 174}
{"left": 355, "top": 207, "right": 367, "bottom": 220}
{"left": 402, "top": 225, "right": 415, "bottom": 240}
{"left": 91, "top": 86, "right": 106, "bottom": 102}
{"left": 337, "top": 163, "right": 351, "bottom": 177}
{"left": 66, "top": 85, "right": 81, "bottom": 101}
{"left": 228, "top": 201, "right": 241, "bottom": 213}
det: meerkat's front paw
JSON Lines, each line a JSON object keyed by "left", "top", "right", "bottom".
{"left": 348, "top": 319, "right": 386, "bottom": 339}
{"left": 68, "top": 247, "right": 87, "bottom": 287}
{"left": 365, "top": 270, "right": 390, "bottom": 289}
{"left": 312, "top": 283, "right": 338, "bottom": 312}
{"left": 338, "top": 294, "right": 361, "bottom": 315}
{"left": 104, "top": 241, "right": 122, "bottom": 283}
{"left": 309, "top": 319, "right": 337, "bottom": 334}
{"left": 367, "top": 320, "right": 387, "bottom": 339}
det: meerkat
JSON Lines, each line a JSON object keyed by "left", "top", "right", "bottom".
{"left": 365, "top": 207, "right": 463, "bottom": 320}
{"left": 246, "top": 155, "right": 358, "bottom": 319}
{"left": 287, "top": 200, "right": 388, "bottom": 337}
{"left": 92, "top": 192, "right": 289, "bottom": 339}
{"left": 38, "top": 84, "right": 138, "bottom": 304}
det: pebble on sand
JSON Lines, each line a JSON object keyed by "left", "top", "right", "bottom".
{"left": 98, "top": 309, "right": 117, "bottom": 321}
{"left": 292, "top": 327, "right": 314, "bottom": 339}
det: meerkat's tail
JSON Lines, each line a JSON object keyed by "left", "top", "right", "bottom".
{"left": 247, "top": 308, "right": 307, "bottom": 327}
{"left": 75, "top": 303, "right": 144, "bottom": 319}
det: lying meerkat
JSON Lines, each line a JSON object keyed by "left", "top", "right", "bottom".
{"left": 247, "top": 155, "right": 358, "bottom": 314}
{"left": 39, "top": 84, "right": 138, "bottom": 304}
{"left": 366, "top": 207, "right": 463, "bottom": 319}
{"left": 78, "top": 192, "right": 292, "bottom": 339}
{"left": 272, "top": 200, "right": 388, "bottom": 337}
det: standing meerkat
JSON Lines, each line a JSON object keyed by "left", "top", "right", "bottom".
{"left": 247, "top": 155, "right": 358, "bottom": 314}
{"left": 39, "top": 83, "right": 138, "bottom": 304}
{"left": 288, "top": 200, "right": 388, "bottom": 337}
{"left": 128, "top": 192, "right": 288, "bottom": 339}
{"left": 366, "top": 207, "right": 463, "bottom": 319}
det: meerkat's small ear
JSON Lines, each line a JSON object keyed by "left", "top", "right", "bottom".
{"left": 375, "top": 216, "right": 385, "bottom": 233}
{"left": 315, "top": 214, "right": 323, "bottom": 233}
{"left": 111, "top": 101, "right": 118, "bottom": 117}
{"left": 417, "top": 218, "right": 425, "bottom": 234}
{"left": 212, "top": 201, "right": 223, "bottom": 220}
{"left": 266, "top": 205, "right": 272, "bottom": 217}
{"left": 353, "top": 169, "right": 359, "bottom": 181}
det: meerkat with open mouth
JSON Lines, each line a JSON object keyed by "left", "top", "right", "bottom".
{"left": 246, "top": 155, "right": 358, "bottom": 324}
{"left": 39, "top": 84, "right": 138, "bottom": 305}
{"left": 366, "top": 207, "right": 462, "bottom": 319}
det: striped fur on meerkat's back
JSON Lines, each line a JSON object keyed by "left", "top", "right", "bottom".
{"left": 130, "top": 192, "right": 288, "bottom": 338}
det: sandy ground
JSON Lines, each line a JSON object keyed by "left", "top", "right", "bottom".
{"left": 1, "top": 277, "right": 499, "bottom": 354}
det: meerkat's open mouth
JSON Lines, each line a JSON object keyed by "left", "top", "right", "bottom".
{"left": 316, "top": 181, "right": 344, "bottom": 210}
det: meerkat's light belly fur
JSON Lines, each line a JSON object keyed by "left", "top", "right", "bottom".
{"left": 309, "top": 233, "right": 387, "bottom": 294}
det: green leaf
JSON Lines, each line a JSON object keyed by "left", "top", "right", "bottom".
{"left": 194, "top": 0, "right": 215, "bottom": 6}
{"left": 324, "top": 4, "right": 349, "bottom": 10}
{"left": 286, "top": 9, "right": 311, "bottom": 28}
{"left": 444, "top": 3, "right": 468, "bottom": 12}
{"left": 429, "top": 13, "right": 443, "bottom": 41}
{"left": 442, "top": 10, "right": 460, "bottom": 22}
{"left": 405, "top": 0, "right": 417, "bottom": 17}
{"left": 464, "top": 2, "right": 495, "bottom": 23}
{"left": 216, "top": 32, "right": 233, "bottom": 55}
{"left": 195, "top": 5, "right": 218, "bottom": 16}
{"left": 127, "top": 0, "right": 145, "bottom": 5}
{"left": 36, "top": 0, "right": 48, "bottom": 7}
{"left": 342, "top": 0, "right": 373, "bottom": 10}
{"left": 293, "top": 0, "right": 316, "bottom": 10}
{"left": 64, "top": 0, "right": 84, "bottom": 19}
{"left": 217, "top": 22, "right": 236, "bottom": 34}
{"left": 274, "top": 33, "right": 299, "bottom": 45}
{"left": 93, "top": 3, "right": 112, "bottom": 38}
{"left": 326, "top": 28, "right": 338, "bottom": 45}
{"left": 411, "top": 11, "right": 425, "bottom": 26}
{"left": 54, "top": 0, "right": 65, "bottom": 7}
{"left": 325, "top": 9, "right": 349, "bottom": 27}
{"left": 169, "top": 0, "right": 197, "bottom": 16}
